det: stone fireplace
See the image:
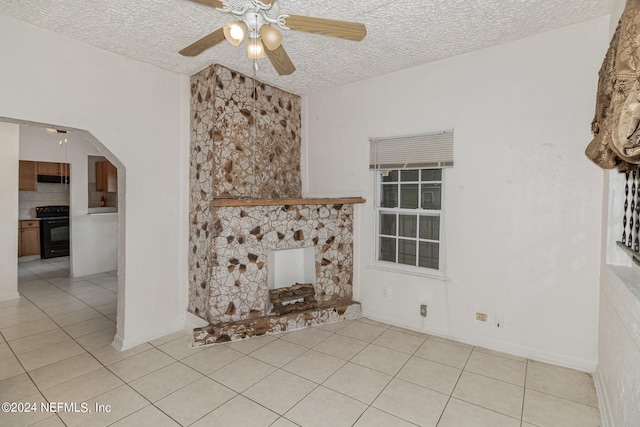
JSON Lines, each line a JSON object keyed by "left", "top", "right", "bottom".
{"left": 188, "top": 64, "right": 364, "bottom": 346}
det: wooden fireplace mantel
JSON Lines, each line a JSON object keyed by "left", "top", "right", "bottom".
{"left": 211, "top": 197, "right": 366, "bottom": 207}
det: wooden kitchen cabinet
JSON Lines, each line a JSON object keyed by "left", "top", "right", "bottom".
{"left": 96, "top": 160, "right": 117, "bottom": 193}
{"left": 38, "top": 161, "right": 69, "bottom": 177}
{"left": 19, "top": 160, "right": 38, "bottom": 191}
{"left": 18, "top": 220, "right": 40, "bottom": 257}
{"left": 19, "top": 161, "right": 70, "bottom": 191}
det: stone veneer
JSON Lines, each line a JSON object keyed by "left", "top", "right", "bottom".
{"left": 189, "top": 64, "right": 303, "bottom": 321}
{"left": 189, "top": 64, "right": 362, "bottom": 343}
{"left": 204, "top": 203, "right": 356, "bottom": 324}
{"left": 193, "top": 303, "right": 362, "bottom": 347}
{"left": 190, "top": 64, "right": 301, "bottom": 200}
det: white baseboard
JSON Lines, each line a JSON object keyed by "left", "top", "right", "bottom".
{"left": 362, "top": 309, "right": 451, "bottom": 340}
{"left": 184, "top": 311, "right": 208, "bottom": 331}
{"left": 109, "top": 311, "right": 208, "bottom": 352}
{"left": 0, "top": 291, "right": 20, "bottom": 302}
{"left": 111, "top": 333, "right": 125, "bottom": 351}
{"left": 457, "top": 334, "right": 597, "bottom": 373}
{"left": 594, "top": 367, "right": 615, "bottom": 427}
{"left": 114, "top": 320, "right": 186, "bottom": 351}
{"left": 362, "top": 308, "right": 597, "bottom": 373}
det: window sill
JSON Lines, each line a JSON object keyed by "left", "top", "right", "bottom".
{"left": 610, "top": 243, "right": 640, "bottom": 302}
{"left": 616, "top": 241, "right": 640, "bottom": 267}
{"left": 366, "top": 262, "right": 448, "bottom": 281}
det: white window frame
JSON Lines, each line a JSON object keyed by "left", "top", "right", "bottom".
{"left": 373, "top": 168, "right": 445, "bottom": 277}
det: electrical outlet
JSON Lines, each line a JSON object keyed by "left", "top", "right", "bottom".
{"left": 420, "top": 304, "right": 427, "bottom": 317}
{"left": 475, "top": 312, "right": 488, "bottom": 322}
{"left": 381, "top": 286, "right": 389, "bottom": 298}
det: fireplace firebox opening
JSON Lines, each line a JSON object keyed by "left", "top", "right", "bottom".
{"left": 267, "top": 246, "right": 316, "bottom": 314}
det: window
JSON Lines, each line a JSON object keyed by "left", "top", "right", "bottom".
{"left": 376, "top": 168, "right": 443, "bottom": 271}
{"left": 617, "top": 168, "right": 640, "bottom": 265}
{"left": 369, "top": 129, "right": 453, "bottom": 273}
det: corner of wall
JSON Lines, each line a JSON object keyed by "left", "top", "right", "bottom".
{"left": 301, "top": 95, "right": 310, "bottom": 196}
{"left": 0, "top": 121, "right": 19, "bottom": 301}
{"left": 594, "top": 367, "right": 615, "bottom": 427}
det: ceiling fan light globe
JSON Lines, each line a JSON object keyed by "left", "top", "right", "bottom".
{"left": 260, "top": 24, "right": 282, "bottom": 50}
{"left": 223, "top": 21, "right": 247, "bottom": 46}
{"left": 247, "top": 38, "right": 266, "bottom": 59}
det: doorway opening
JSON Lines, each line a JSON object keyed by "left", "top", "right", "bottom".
{"left": 10, "top": 119, "right": 125, "bottom": 349}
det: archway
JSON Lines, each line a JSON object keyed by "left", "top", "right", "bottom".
{"left": 3, "top": 118, "right": 126, "bottom": 347}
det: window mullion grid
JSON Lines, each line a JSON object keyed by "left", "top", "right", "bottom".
{"left": 416, "top": 172, "right": 423, "bottom": 267}
{"left": 395, "top": 211, "right": 399, "bottom": 263}
{"left": 630, "top": 170, "right": 636, "bottom": 250}
{"left": 631, "top": 170, "right": 640, "bottom": 252}
{"left": 623, "top": 171, "right": 629, "bottom": 246}
{"left": 395, "top": 180, "right": 400, "bottom": 263}
{"left": 623, "top": 169, "right": 640, "bottom": 252}
{"left": 415, "top": 211, "right": 420, "bottom": 267}
{"left": 376, "top": 168, "right": 443, "bottom": 271}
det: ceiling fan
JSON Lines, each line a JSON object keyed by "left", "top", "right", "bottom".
{"left": 179, "top": 0, "right": 367, "bottom": 76}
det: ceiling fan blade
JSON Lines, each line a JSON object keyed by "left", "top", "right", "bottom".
{"left": 179, "top": 27, "right": 225, "bottom": 56}
{"left": 187, "top": 0, "right": 224, "bottom": 9}
{"left": 284, "top": 14, "right": 366, "bottom": 41}
{"left": 265, "top": 45, "right": 296, "bottom": 75}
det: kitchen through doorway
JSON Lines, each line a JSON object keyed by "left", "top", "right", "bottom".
{"left": 13, "top": 121, "right": 124, "bottom": 349}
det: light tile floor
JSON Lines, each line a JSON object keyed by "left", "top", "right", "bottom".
{"left": 1, "top": 258, "right": 602, "bottom": 426}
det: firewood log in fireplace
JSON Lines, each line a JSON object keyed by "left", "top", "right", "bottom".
{"left": 269, "top": 283, "right": 317, "bottom": 315}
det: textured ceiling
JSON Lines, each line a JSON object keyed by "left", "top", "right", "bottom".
{"left": 1, "top": 0, "right": 613, "bottom": 95}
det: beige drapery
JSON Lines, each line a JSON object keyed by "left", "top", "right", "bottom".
{"left": 586, "top": 0, "right": 640, "bottom": 171}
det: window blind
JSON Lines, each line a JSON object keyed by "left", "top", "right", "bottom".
{"left": 369, "top": 129, "right": 454, "bottom": 170}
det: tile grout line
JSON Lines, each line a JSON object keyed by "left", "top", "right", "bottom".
{"left": 153, "top": 327, "right": 337, "bottom": 425}
{"left": 5, "top": 262, "right": 112, "bottom": 425}
{"left": 521, "top": 359, "right": 529, "bottom": 427}
{"left": 11, "top": 260, "right": 154, "bottom": 426}
{"left": 433, "top": 342, "right": 475, "bottom": 426}
{"left": 14, "top": 270, "right": 237, "bottom": 426}
{"left": 197, "top": 331, "right": 326, "bottom": 426}
{"left": 345, "top": 324, "right": 426, "bottom": 426}
{"left": 14, "top": 279, "right": 115, "bottom": 347}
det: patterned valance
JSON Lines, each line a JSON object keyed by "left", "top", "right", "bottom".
{"left": 586, "top": 0, "right": 640, "bottom": 171}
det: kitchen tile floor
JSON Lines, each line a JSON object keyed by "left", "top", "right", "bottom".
{"left": 1, "top": 258, "right": 601, "bottom": 426}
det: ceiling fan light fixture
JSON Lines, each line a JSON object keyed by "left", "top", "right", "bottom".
{"left": 259, "top": 24, "right": 282, "bottom": 50}
{"left": 223, "top": 21, "right": 247, "bottom": 46}
{"left": 179, "top": 0, "right": 367, "bottom": 75}
{"left": 247, "top": 38, "right": 266, "bottom": 59}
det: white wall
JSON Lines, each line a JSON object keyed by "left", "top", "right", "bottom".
{"left": 0, "top": 14, "right": 190, "bottom": 350}
{"left": 303, "top": 17, "right": 608, "bottom": 371}
{"left": 0, "top": 122, "right": 20, "bottom": 301}
{"left": 19, "top": 126, "right": 118, "bottom": 276}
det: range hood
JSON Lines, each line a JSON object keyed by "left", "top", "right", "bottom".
{"left": 37, "top": 175, "right": 70, "bottom": 184}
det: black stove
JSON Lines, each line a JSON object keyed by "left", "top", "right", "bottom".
{"left": 35, "top": 205, "right": 70, "bottom": 219}
{"left": 36, "top": 206, "right": 69, "bottom": 259}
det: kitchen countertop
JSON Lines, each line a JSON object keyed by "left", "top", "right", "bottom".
{"left": 88, "top": 207, "right": 118, "bottom": 214}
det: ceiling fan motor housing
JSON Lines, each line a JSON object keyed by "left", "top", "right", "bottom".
{"left": 243, "top": 9, "right": 265, "bottom": 38}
